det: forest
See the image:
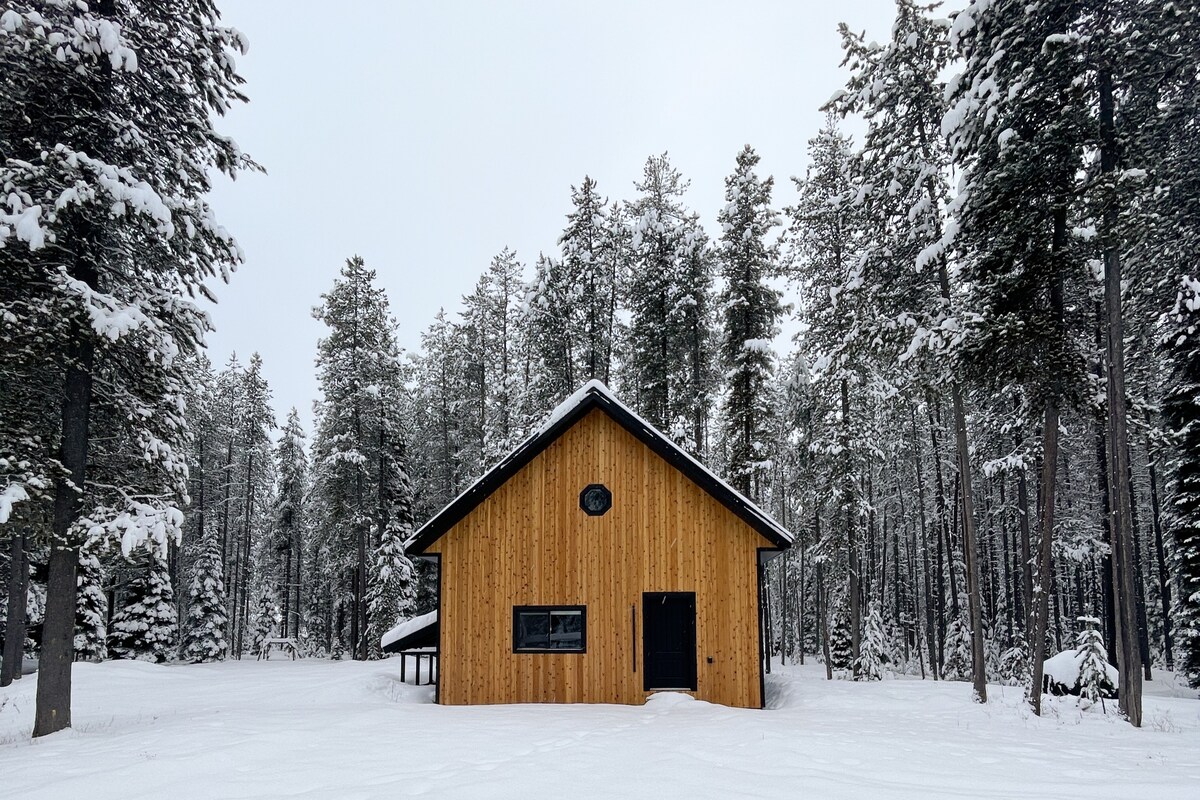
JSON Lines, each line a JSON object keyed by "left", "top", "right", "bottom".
{"left": 1, "top": 0, "right": 1198, "bottom": 741}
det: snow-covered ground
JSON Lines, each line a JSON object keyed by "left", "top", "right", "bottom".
{"left": 2, "top": 658, "right": 1197, "bottom": 799}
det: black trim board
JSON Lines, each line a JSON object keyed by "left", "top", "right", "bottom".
{"left": 407, "top": 385, "right": 793, "bottom": 556}
{"left": 757, "top": 548, "right": 770, "bottom": 709}
{"left": 433, "top": 554, "right": 442, "bottom": 704}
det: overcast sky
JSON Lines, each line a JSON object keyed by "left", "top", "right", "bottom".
{"left": 205, "top": 0, "right": 902, "bottom": 429}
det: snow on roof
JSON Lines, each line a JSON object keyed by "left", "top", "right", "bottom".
{"left": 381, "top": 610, "right": 437, "bottom": 650}
{"left": 405, "top": 380, "right": 793, "bottom": 553}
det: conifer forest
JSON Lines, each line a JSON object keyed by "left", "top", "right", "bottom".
{"left": 2, "top": 0, "right": 1199, "bottom": 778}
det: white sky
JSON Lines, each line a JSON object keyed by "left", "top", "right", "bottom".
{"left": 205, "top": 0, "right": 901, "bottom": 430}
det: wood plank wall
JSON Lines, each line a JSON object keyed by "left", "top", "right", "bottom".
{"left": 426, "top": 408, "right": 772, "bottom": 708}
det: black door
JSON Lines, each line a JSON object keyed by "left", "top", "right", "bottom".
{"left": 642, "top": 592, "right": 697, "bottom": 691}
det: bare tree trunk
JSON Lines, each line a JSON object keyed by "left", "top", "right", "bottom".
{"left": 798, "top": 542, "right": 806, "bottom": 665}
{"left": 1016, "top": 462, "right": 1034, "bottom": 641}
{"left": 817, "top": 552, "right": 832, "bottom": 681}
{"left": 1126, "top": 462, "right": 1152, "bottom": 679}
{"left": 951, "top": 382, "right": 988, "bottom": 702}
{"left": 1099, "top": 66, "right": 1143, "bottom": 727}
{"left": 2, "top": 534, "right": 28, "bottom": 686}
{"left": 35, "top": 327, "right": 95, "bottom": 737}
{"left": 1029, "top": 401, "right": 1060, "bottom": 717}
{"left": 840, "top": 379, "right": 861, "bottom": 668}
{"left": 910, "top": 405, "right": 939, "bottom": 679}
{"left": 1145, "top": 421, "right": 1173, "bottom": 669}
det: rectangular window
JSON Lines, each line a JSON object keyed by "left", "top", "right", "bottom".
{"left": 513, "top": 606, "right": 586, "bottom": 653}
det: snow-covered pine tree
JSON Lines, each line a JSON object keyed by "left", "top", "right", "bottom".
{"left": 828, "top": 601, "right": 854, "bottom": 677}
{"left": 1163, "top": 276, "right": 1200, "bottom": 689}
{"left": 73, "top": 543, "right": 107, "bottom": 662}
{"left": 311, "top": 256, "right": 411, "bottom": 659}
{"left": 182, "top": 535, "right": 228, "bottom": 663}
{"left": 1075, "top": 616, "right": 1111, "bottom": 708}
{"left": 523, "top": 253, "right": 579, "bottom": 412}
{"left": 788, "top": 117, "right": 869, "bottom": 671}
{"left": 271, "top": 409, "right": 308, "bottom": 640}
{"left": 717, "top": 145, "right": 783, "bottom": 499}
{"left": 249, "top": 589, "right": 280, "bottom": 655}
{"left": 998, "top": 638, "right": 1030, "bottom": 687}
{"left": 407, "top": 309, "right": 471, "bottom": 520}
{"left": 107, "top": 554, "right": 179, "bottom": 663}
{"left": 621, "top": 154, "right": 717, "bottom": 448}
{"left": 855, "top": 600, "right": 890, "bottom": 681}
{"left": 944, "top": 0, "right": 1090, "bottom": 717}
{"left": 461, "top": 249, "right": 526, "bottom": 463}
{"left": 0, "top": 1, "right": 254, "bottom": 735}
{"left": 559, "top": 177, "right": 616, "bottom": 385}
{"left": 942, "top": 612, "right": 974, "bottom": 681}
{"left": 366, "top": 519, "right": 416, "bottom": 660}
{"left": 229, "top": 354, "right": 276, "bottom": 656}
{"left": 825, "top": 0, "right": 991, "bottom": 702}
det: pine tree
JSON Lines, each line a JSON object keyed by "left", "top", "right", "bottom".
{"left": 249, "top": 589, "right": 280, "bottom": 655}
{"left": 945, "top": 0, "right": 1091, "bottom": 716}
{"left": 828, "top": 601, "right": 854, "bottom": 677}
{"left": 789, "top": 117, "right": 869, "bottom": 671}
{"left": 942, "top": 613, "right": 973, "bottom": 681}
{"left": 998, "top": 639, "right": 1030, "bottom": 687}
{"left": 1162, "top": 277, "right": 1200, "bottom": 689}
{"left": 182, "top": 536, "right": 228, "bottom": 663}
{"left": 855, "top": 600, "right": 890, "bottom": 681}
{"left": 366, "top": 520, "right": 416, "bottom": 660}
{"left": 622, "top": 154, "right": 717, "bottom": 447}
{"left": 107, "top": 555, "right": 179, "bottom": 664}
{"left": 73, "top": 544, "right": 107, "bottom": 663}
{"left": 311, "top": 256, "right": 413, "bottom": 659}
{"left": 1076, "top": 616, "right": 1112, "bottom": 708}
{"left": 717, "top": 145, "right": 783, "bottom": 498}
{"left": 559, "top": 177, "right": 616, "bottom": 384}
{"left": 271, "top": 409, "right": 308, "bottom": 640}
{"left": 0, "top": 1, "right": 253, "bottom": 735}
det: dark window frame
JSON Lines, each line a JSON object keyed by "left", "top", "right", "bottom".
{"left": 512, "top": 605, "right": 587, "bottom": 653}
{"left": 579, "top": 483, "right": 612, "bottom": 516}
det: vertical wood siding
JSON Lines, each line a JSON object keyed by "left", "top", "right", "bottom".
{"left": 426, "top": 408, "right": 770, "bottom": 708}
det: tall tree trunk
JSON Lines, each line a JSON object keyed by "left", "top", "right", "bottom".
{"left": 1016, "top": 461, "right": 1034, "bottom": 641}
{"left": 1145, "top": 421, "right": 1173, "bottom": 668}
{"left": 1029, "top": 400, "right": 1060, "bottom": 717}
{"left": 35, "top": 318, "right": 96, "bottom": 737}
{"left": 817, "top": 545, "right": 833, "bottom": 681}
{"left": 841, "top": 379, "right": 861, "bottom": 668}
{"left": 1099, "top": 66, "right": 1143, "bottom": 727}
{"left": 1, "top": 534, "right": 28, "bottom": 686}
{"left": 1126, "top": 462, "right": 1152, "bottom": 679}
{"left": 910, "top": 405, "right": 940, "bottom": 679}
{"left": 236, "top": 453, "right": 254, "bottom": 657}
{"left": 950, "top": 382, "right": 988, "bottom": 701}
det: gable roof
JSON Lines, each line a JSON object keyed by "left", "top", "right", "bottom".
{"left": 405, "top": 380, "right": 794, "bottom": 555}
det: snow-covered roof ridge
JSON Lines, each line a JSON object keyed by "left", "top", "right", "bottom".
{"left": 405, "top": 381, "right": 793, "bottom": 554}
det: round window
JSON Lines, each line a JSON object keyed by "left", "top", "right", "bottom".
{"left": 579, "top": 484, "right": 612, "bottom": 516}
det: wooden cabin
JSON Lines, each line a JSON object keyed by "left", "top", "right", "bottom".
{"left": 404, "top": 380, "right": 792, "bottom": 709}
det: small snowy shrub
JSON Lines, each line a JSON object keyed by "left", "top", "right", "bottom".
{"left": 998, "top": 638, "right": 1030, "bottom": 686}
{"left": 1075, "top": 616, "right": 1112, "bottom": 709}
